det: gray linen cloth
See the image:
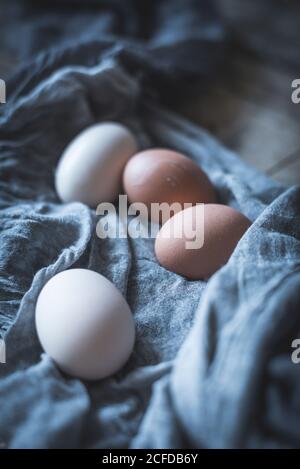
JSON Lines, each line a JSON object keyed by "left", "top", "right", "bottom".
{"left": 0, "top": 58, "right": 299, "bottom": 449}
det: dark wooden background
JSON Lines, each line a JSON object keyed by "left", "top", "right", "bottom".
{"left": 172, "top": 43, "right": 300, "bottom": 187}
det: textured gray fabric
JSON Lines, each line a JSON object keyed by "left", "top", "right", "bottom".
{"left": 0, "top": 57, "right": 300, "bottom": 449}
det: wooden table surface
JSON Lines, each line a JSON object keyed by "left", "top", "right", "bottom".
{"left": 172, "top": 45, "right": 300, "bottom": 187}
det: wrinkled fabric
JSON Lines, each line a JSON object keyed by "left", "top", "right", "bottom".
{"left": 0, "top": 1, "right": 300, "bottom": 451}
{"left": 1, "top": 0, "right": 226, "bottom": 98}
{"left": 215, "top": 0, "right": 300, "bottom": 70}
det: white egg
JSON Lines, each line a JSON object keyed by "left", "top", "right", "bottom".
{"left": 35, "top": 269, "right": 135, "bottom": 380}
{"left": 55, "top": 122, "right": 138, "bottom": 207}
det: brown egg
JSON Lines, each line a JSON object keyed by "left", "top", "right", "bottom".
{"left": 123, "top": 149, "right": 216, "bottom": 224}
{"left": 155, "top": 204, "right": 251, "bottom": 280}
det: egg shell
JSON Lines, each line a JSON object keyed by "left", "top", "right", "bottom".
{"left": 155, "top": 204, "right": 251, "bottom": 280}
{"left": 35, "top": 269, "right": 135, "bottom": 380}
{"left": 123, "top": 149, "right": 216, "bottom": 223}
{"left": 55, "top": 122, "right": 137, "bottom": 207}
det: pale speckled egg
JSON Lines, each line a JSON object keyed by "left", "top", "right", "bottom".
{"left": 35, "top": 269, "right": 135, "bottom": 380}
{"left": 55, "top": 122, "right": 137, "bottom": 207}
{"left": 155, "top": 204, "right": 251, "bottom": 280}
{"left": 123, "top": 149, "right": 216, "bottom": 223}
